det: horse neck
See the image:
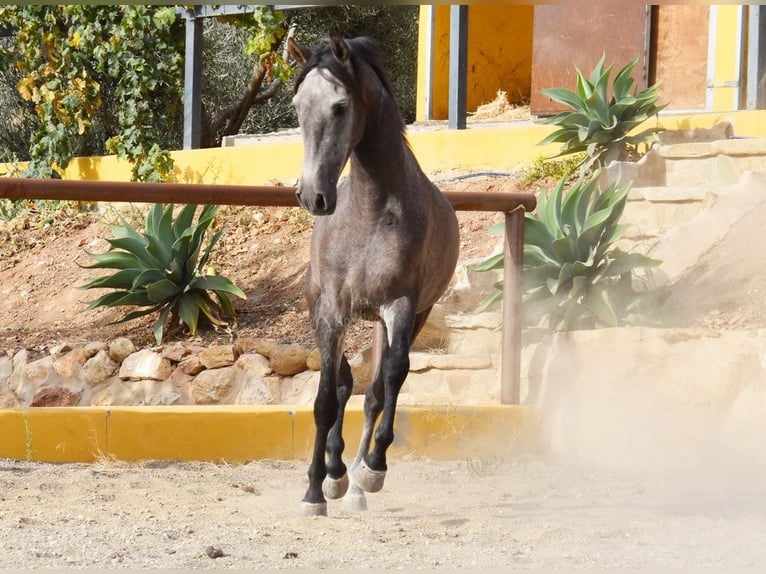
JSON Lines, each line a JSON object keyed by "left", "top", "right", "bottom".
{"left": 347, "top": 80, "right": 418, "bottom": 198}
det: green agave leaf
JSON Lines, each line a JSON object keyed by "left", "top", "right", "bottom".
{"left": 486, "top": 221, "right": 506, "bottom": 237}
{"left": 85, "top": 290, "right": 133, "bottom": 309}
{"left": 575, "top": 69, "right": 594, "bottom": 101}
{"left": 475, "top": 284, "right": 503, "bottom": 313}
{"left": 106, "top": 236, "right": 159, "bottom": 268}
{"left": 583, "top": 282, "right": 619, "bottom": 327}
{"left": 590, "top": 53, "right": 608, "bottom": 82}
{"left": 188, "top": 275, "right": 246, "bottom": 299}
{"left": 612, "top": 55, "right": 638, "bottom": 100}
{"left": 80, "top": 268, "right": 142, "bottom": 291}
{"left": 473, "top": 252, "right": 504, "bottom": 272}
{"left": 80, "top": 250, "right": 140, "bottom": 270}
{"left": 523, "top": 244, "right": 559, "bottom": 267}
{"left": 177, "top": 292, "right": 201, "bottom": 336}
{"left": 172, "top": 204, "right": 199, "bottom": 239}
{"left": 101, "top": 291, "right": 154, "bottom": 308}
{"left": 144, "top": 203, "right": 174, "bottom": 264}
{"left": 107, "top": 304, "right": 163, "bottom": 325}
{"left": 524, "top": 215, "right": 557, "bottom": 257}
{"left": 601, "top": 250, "right": 662, "bottom": 277}
{"left": 538, "top": 87, "right": 586, "bottom": 112}
{"left": 522, "top": 263, "right": 559, "bottom": 290}
{"left": 538, "top": 128, "right": 581, "bottom": 148}
{"left": 197, "top": 227, "right": 227, "bottom": 272}
{"left": 146, "top": 278, "right": 182, "bottom": 303}
{"left": 152, "top": 304, "right": 175, "bottom": 345}
{"left": 215, "top": 290, "right": 236, "bottom": 318}
{"left": 131, "top": 268, "right": 166, "bottom": 289}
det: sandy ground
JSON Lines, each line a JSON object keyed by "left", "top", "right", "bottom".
{"left": 2, "top": 388, "right": 765, "bottom": 571}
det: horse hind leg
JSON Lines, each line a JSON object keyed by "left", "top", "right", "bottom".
{"left": 352, "top": 302, "right": 429, "bottom": 494}
{"left": 322, "top": 355, "right": 353, "bottom": 500}
{"left": 342, "top": 322, "right": 386, "bottom": 511}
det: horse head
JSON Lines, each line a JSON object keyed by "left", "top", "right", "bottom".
{"left": 289, "top": 36, "right": 374, "bottom": 216}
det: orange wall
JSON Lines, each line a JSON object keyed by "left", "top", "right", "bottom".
{"left": 424, "top": 5, "right": 534, "bottom": 120}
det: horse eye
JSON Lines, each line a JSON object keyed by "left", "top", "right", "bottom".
{"left": 331, "top": 102, "right": 347, "bottom": 116}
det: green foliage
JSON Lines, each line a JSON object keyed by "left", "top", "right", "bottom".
{"left": 0, "top": 5, "right": 184, "bottom": 181}
{"left": 518, "top": 154, "right": 586, "bottom": 186}
{"left": 80, "top": 204, "right": 245, "bottom": 344}
{"left": 538, "top": 54, "right": 667, "bottom": 170}
{"left": 475, "top": 172, "right": 661, "bottom": 330}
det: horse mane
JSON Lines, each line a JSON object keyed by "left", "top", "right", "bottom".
{"left": 294, "top": 36, "right": 404, "bottom": 133}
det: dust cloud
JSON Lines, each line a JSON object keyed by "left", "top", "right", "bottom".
{"left": 536, "top": 335, "right": 766, "bottom": 517}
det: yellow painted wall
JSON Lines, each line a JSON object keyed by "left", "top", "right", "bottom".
{"left": 4, "top": 111, "right": 766, "bottom": 184}
{"left": 417, "top": 5, "right": 534, "bottom": 121}
{"left": 709, "top": 5, "right": 744, "bottom": 111}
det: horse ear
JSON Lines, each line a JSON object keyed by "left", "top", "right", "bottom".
{"left": 330, "top": 36, "right": 349, "bottom": 63}
{"left": 287, "top": 37, "right": 310, "bottom": 67}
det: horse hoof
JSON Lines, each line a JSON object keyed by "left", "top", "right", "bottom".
{"left": 341, "top": 490, "right": 368, "bottom": 512}
{"left": 322, "top": 473, "right": 349, "bottom": 500}
{"left": 352, "top": 462, "right": 386, "bottom": 493}
{"left": 299, "top": 501, "right": 328, "bottom": 517}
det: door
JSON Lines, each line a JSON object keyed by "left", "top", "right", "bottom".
{"left": 530, "top": 5, "right": 650, "bottom": 116}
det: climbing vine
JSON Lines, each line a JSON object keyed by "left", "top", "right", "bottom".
{"left": 0, "top": 5, "right": 183, "bottom": 181}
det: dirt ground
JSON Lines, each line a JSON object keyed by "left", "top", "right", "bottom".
{"left": 1, "top": 451, "right": 764, "bottom": 569}
{"left": 2, "top": 173, "right": 766, "bottom": 569}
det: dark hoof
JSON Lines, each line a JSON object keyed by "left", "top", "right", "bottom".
{"left": 351, "top": 461, "right": 386, "bottom": 493}
{"left": 322, "top": 473, "right": 349, "bottom": 500}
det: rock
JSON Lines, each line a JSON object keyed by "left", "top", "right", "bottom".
{"left": 81, "top": 350, "right": 119, "bottom": 386}
{"left": 161, "top": 342, "right": 197, "bottom": 363}
{"left": 349, "top": 346, "right": 373, "bottom": 394}
{"left": 83, "top": 341, "right": 107, "bottom": 357}
{"left": 49, "top": 342, "right": 75, "bottom": 356}
{"left": 0, "top": 355, "right": 12, "bottom": 391}
{"left": 199, "top": 345, "right": 235, "bottom": 369}
{"left": 233, "top": 336, "right": 260, "bottom": 357}
{"left": 191, "top": 367, "right": 236, "bottom": 404}
{"left": 280, "top": 371, "right": 320, "bottom": 405}
{"left": 255, "top": 338, "right": 278, "bottom": 359}
{"left": 170, "top": 368, "right": 195, "bottom": 403}
{"left": 14, "top": 356, "right": 57, "bottom": 404}
{"left": 306, "top": 348, "right": 321, "bottom": 371}
{"left": 54, "top": 348, "right": 89, "bottom": 379}
{"left": 409, "top": 352, "right": 493, "bottom": 372}
{"left": 269, "top": 344, "right": 309, "bottom": 376}
{"left": 109, "top": 338, "right": 136, "bottom": 363}
{"left": 178, "top": 355, "right": 205, "bottom": 376}
{"left": 236, "top": 375, "right": 281, "bottom": 404}
{"left": 234, "top": 353, "right": 272, "bottom": 378}
{"left": 31, "top": 387, "right": 81, "bottom": 407}
{"left": 119, "top": 349, "right": 173, "bottom": 381}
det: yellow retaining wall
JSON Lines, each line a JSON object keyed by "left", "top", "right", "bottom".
{"left": 1, "top": 110, "right": 760, "bottom": 186}
{"left": 0, "top": 405, "right": 539, "bottom": 463}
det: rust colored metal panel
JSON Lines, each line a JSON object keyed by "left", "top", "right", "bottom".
{"left": 531, "top": 5, "right": 650, "bottom": 116}
{"left": 652, "top": 5, "right": 709, "bottom": 110}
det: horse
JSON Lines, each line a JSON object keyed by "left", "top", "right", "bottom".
{"left": 288, "top": 35, "right": 460, "bottom": 517}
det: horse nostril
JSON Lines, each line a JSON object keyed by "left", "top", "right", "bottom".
{"left": 315, "top": 193, "right": 326, "bottom": 212}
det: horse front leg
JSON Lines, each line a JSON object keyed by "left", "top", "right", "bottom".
{"left": 322, "top": 355, "right": 353, "bottom": 501}
{"left": 300, "top": 318, "right": 345, "bottom": 517}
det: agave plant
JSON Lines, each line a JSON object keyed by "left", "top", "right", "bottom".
{"left": 475, "top": 172, "right": 661, "bottom": 330}
{"left": 80, "top": 203, "right": 245, "bottom": 344}
{"left": 538, "top": 54, "right": 667, "bottom": 170}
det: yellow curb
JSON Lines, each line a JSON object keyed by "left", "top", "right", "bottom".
{"left": 0, "top": 405, "right": 539, "bottom": 464}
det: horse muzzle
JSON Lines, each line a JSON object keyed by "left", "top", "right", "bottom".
{"left": 295, "top": 182, "right": 337, "bottom": 216}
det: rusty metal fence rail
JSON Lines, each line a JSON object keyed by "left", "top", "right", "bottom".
{"left": 0, "top": 177, "right": 535, "bottom": 404}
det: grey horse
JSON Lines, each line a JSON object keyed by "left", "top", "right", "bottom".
{"left": 289, "top": 35, "right": 460, "bottom": 517}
